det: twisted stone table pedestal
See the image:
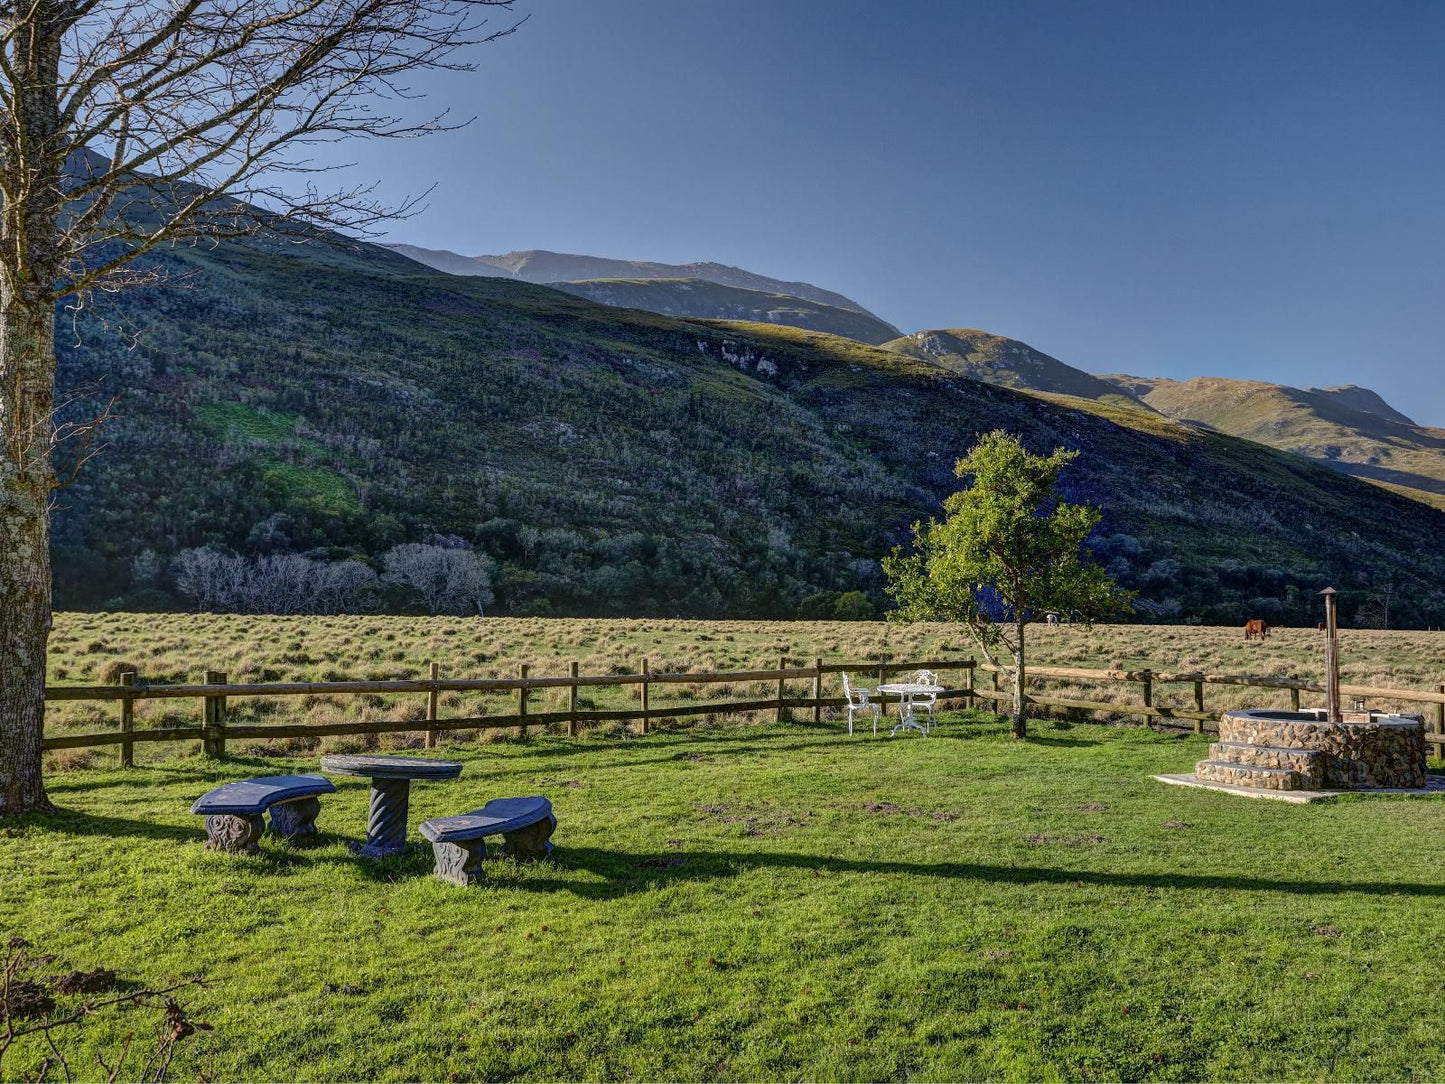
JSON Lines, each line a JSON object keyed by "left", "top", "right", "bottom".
{"left": 319, "top": 754, "right": 463, "bottom": 859}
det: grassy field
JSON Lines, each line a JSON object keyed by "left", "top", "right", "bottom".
{"left": 5, "top": 712, "right": 1445, "bottom": 1081}
{"left": 40, "top": 615, "right": 1445, "bottom": 771}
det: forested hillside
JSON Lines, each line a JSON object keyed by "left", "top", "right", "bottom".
{"left": 50, "top": 238, "right": 1445, "bottom": 626}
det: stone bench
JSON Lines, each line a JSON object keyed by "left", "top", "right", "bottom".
{"left": 191, "top": 775, "right": 337, "bottom": 853}
{"left": 420, "top": 797, "right": 556, "bottom": 886}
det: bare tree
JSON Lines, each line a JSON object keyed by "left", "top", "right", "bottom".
{"left": 0, "top": 0, "right": 519, "bottom": 814}
{"left": 1357, "top": 578, "right": 1395, "bottom": 630}
{"left": 382, "top": 541, "right": 492, "bottom": 615}
{"left": 172, "top": 548, "right": 378, "bottom": 613}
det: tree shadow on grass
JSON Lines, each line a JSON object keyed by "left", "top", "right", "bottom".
{"left": 508, "top": 844, "right": 1445, "bottom": 902}
{"left": 5, "top": 806, "right": 197, "bottom": 843}
{"left": 40, "top": 756, "right": 320, "bottom": 797}
{"left": 11, "top": 807, "right": 357, "bottom": 866}
{"left": 32, "top": 816, "right": 1444, "bottom": 902}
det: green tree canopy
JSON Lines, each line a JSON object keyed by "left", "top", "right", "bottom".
{"left": 883, "top": 430, "right": 1130, "bottom": 737}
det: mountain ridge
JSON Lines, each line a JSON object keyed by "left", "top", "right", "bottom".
{"left": 1099, "top": 374, "right": 1445, "bottom": 507}
{"left": 883, "top": 328, "right": 1143, "bottom": 407}
{"left": 546, "top": 277, "right": 901, "bottom": 345}
{"left": 869, "top": 319, "right": 1445, "bottom": 511}
{"left": 384, "top": 243, "right": 893, "bottom": 326}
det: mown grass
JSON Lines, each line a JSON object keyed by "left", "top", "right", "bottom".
{"left": 6, "top": 713, "right": 1445, "bottom": 1081}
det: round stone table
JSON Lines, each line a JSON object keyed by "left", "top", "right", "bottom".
{"left": 320, "top": 754, "right": 463, "bottom": 858}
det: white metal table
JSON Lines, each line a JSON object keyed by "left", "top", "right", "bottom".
{"left": 876, "top": 682, "right": 945, "bottom": 737}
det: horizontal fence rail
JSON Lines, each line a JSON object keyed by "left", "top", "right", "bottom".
{"left": 40, "top": 655, "right": 1445, "bottom": 763}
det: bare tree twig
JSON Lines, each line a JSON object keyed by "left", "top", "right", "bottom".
{"left": 1, "top": 938, "right": 209, "bottom": 1083}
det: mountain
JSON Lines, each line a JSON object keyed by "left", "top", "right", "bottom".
{"left": 49, "top": 236, "right": 1445, "bottom": 626}
{"left": 882, "top": 325, "right": 1445, "bottom": 513}
{"left": 385, "top": 244, "right": 891, "bottom": 322}
{"left": 883, "top": 329, "right": 1142, "bottom": 407}
{"left": 547, "top": 278, "right": 901, "bottom": 345}
{"left": 1101, "top": 375, "right": 1445, "bottom": 509}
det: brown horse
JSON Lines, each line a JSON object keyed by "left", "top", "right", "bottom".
{"left": 1244, "top": 618, "right": 1270, "bottom": 640}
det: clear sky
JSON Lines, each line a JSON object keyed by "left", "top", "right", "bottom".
{"left": 331, "top": 0, "right": 1445, "bottom": 425}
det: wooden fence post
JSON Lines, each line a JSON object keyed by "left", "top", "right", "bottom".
{"left": 776, "top": 654, "right": 788, "bottom": 724}
{"left": 119, "top": 671, "right": 135, "bottom": 769}
{"left": 517, "top": 663, "right": 529, "bottom": 739}
{"left": 813, "top": 658, "right": 823, "bottom": 725}
{"left": 426, "top": 661, "right": 439, "bottom": 749}
{"left": 879, "top": 664, "right": 889, "bottom": 723}
{"left": 568, "top": 661, "right": 579, "bottom": 737}
{"left": 1435, "top": 685, "right": 1444, "bottom": 758}
{"left": 1290, "top": 680, "right": 1301, "bottom": 712}
{"left": 965, "top": 659, "right": 975, "bottom": 711}
{"left": 1193, "top": 679, "right": 1205, "bottom": 734}
{"left": 203, "top": 670, "right": 226, "bottom": 759}
{"left": 640, "top": 658, "right": 650, "bottom": 735}
{"left": 1140, "top": 669, "right": 1153, "bottom": 725}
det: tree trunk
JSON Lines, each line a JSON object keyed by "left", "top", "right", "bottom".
{"left": 1011, "top": 615, "right": 1027, "bottom": 739}
{"left": 0, "top": 299, "right": 57, "bottom": 815}
{"left": 0, "top": 1, "right": 66, "bottom": 815}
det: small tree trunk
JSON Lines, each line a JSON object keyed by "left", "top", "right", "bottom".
{"left": 0, "top": 299, "right": 58, "bottom": 815}
{"left": 1011, "top": 615, "right": 1027, "bottom": 739}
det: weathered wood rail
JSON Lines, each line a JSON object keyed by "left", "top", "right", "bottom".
{"left": 41, "top": 655, "right": 1445, "bottom": 764}
{"left": 966, "top": 663, "right": 1445, "bottom": 753}
{"left": 42, "top": 658, "right": 978, "bottom": 759}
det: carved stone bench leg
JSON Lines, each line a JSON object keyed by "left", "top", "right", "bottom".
{"left": 431, "top": 838, "right": 487, "bottom": 887}
{"left": 268, "top": 796, "right": 322, "bottom": 842}
{"left": 205, "top": 813, "right": 264, "bottom": 854}
{"left": 503, "top": 815, "right": 556, "bottom": 860}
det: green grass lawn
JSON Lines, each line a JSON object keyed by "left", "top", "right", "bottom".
{"left": 5, "top": 712, "right": 1445, "bottom": 1081}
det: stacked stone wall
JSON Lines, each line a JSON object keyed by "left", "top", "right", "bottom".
{"left": 1217, "top": 712, "right": 1426, "bottom": 789}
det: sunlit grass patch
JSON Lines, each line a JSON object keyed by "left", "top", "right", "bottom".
{"left": 6, "top": 716, "right": 1445, "bottom": 1080}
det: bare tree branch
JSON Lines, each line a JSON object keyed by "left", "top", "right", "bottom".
{"left": 0, "top": 0, "right": 523, "bottom": 818}
{"left": 0, "top": 0, "right": 521, "bottom": 301}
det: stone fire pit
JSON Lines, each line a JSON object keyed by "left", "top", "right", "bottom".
{"left": 1155, "top": 707, "right": 1434, "bottom": 801}
{"left": 1196, "top": 708, "right": 1428, "bottom": 792}
{"left": 1156, "top": 586, "right": 1440, "bottom": 801}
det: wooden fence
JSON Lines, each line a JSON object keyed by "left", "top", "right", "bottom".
{"left": 970, "top": 662, "right": 1445, "bottom": 755}
{"left": 41, "top": 656, "right": 1445, "bottom": 767}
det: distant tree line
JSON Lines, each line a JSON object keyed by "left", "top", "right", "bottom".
{"left": 147, "top": 538, "right": 495, "bottom": 616}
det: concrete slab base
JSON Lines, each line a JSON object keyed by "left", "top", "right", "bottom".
{"left": 1152, "top": 773, "right": 1445, "bottom": 804}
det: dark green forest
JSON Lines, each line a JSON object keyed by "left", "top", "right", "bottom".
{"left": 50, "top": 237, "right": 1445, "bottom": 626}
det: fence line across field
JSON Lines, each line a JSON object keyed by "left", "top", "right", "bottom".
{"left": 40, "top": 655, "right": 1445, "bottom": 766}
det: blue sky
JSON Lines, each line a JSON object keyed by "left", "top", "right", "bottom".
{"left": 332, "top": 1, "right": 1445, "bottom": 424}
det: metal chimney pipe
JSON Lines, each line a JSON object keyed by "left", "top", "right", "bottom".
{"left": 1321, "top": 587, "right": 1341, "bottom": 722}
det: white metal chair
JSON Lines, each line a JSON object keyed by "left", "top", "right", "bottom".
{"left": 910, "top": 670, "right": 940, "bottom": 727}
{"left": 841, "top": 672, "right": 880, "bottom": 736}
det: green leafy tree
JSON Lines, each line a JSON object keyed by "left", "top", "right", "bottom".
{"left": 882, "top": 431, "right": 1129, "bottom": 738}
{"left": 831, "top": 590, "right": 876, "bottom": 621}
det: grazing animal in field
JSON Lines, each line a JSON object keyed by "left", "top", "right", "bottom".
{"left": 1045, "top": 612, "right": 1060, "bottom": 625}
{"left": 1244, "top": 618, "right": 1270, "bottom": 640}
{"left": 1317, "top": 621, "right": 1325, "bottom": 631}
